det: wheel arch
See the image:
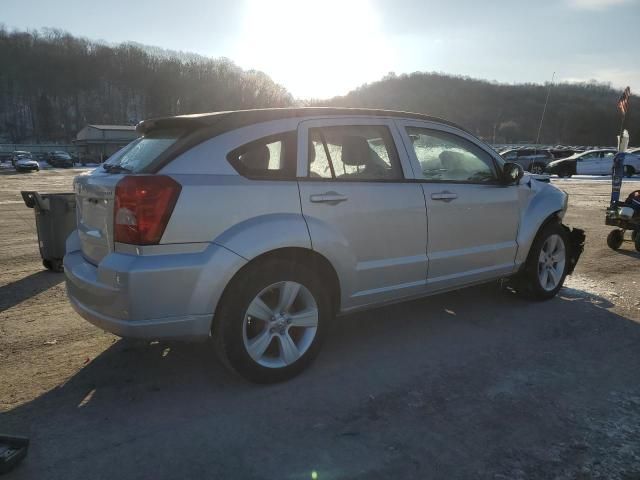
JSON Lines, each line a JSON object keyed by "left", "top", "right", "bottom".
{"left": 214, "top": 247, "right": 342, "bottom": 326}
{"left": 516, "top": 186, "right": 567, "bottom": 266}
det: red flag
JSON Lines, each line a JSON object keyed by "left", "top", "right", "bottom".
{"left": 617, "top": 86, "right": 631, "bottom": 115}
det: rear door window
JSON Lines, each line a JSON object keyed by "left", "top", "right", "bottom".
{"left": 307, "top": 125, "right": 402, "bottom": 180}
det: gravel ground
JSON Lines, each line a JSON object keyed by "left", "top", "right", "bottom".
{"left": 1, "top": 168, "right": 639, "bottom": 479}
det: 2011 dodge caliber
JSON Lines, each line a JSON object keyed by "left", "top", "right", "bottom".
{"left": 64, "top": 108, "right": 585, "bottom": 383}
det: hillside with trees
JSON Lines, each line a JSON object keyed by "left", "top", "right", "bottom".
{"left": 320, "top": 72, "right": 639, "bottom": 146}
{"left": 0, "top": 28, "right": 293, "bottom": 143}
{"left": 0, "top": 27, "right": 637, "bottom": 146}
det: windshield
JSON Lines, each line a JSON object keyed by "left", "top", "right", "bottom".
{"left": 103, "top": 128, "right": 183, "bottom": 173}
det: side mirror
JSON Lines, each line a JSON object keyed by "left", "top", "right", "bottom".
{"left": 502, "top": 162, "right": 524, "bottom": 184}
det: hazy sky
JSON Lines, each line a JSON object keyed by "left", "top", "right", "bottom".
{"left": 2, "top": 0, "right": 639, "bottom": 98}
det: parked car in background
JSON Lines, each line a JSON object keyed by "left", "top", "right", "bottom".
{"left": 11, "top": 151, "right": 32, "bottom": 167}
{"left": 500, "top": 148, "right": 554, "bottom": 174}
{"left": 46, "top": 151, "right": 74, "bottom": 168}
{"left": 0, "top": 152, "right": 13, "bottom": 163}
{"left": 65, "top": 108, "right": 584, "bottom": 383}
{"left": 549, "top": 148, "right": 578, "bottom": 159}
{"left": 13, "top": 154, "right": 39, "bottom": 172}
{"left": 545, "top": 149, "right": 639, "bottom": 178}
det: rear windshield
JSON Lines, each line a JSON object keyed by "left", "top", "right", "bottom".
{"left": 103, "top": 129, "right": 183, "bottom": 173}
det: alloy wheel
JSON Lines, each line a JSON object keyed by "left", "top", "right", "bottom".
{"left": 242, "top": 281, "right": 318, "bottom": 368}
{"left": 537, "top": 234, "right": 566, "bottom": 291}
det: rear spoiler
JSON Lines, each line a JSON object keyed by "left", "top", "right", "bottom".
{"left": 136, "top": 117, "right": 207, "bottom": 135}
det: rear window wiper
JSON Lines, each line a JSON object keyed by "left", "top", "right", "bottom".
{"left": 102, "top": 164, "right": 132, "bottom": 173}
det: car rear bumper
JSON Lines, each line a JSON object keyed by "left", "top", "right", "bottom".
{"left": 68, "top": 294, "right": 212, "bottom": 340}
{"left": 64, "top": 233, "right": 246, "bottom": 340}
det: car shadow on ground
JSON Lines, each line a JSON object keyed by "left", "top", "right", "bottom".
{"left": 615, "top": 248, "right": 640, "bottom": 259}
{"left": 3, "top": 284, "right": 640, "bottom": 479}
{"left": 0, "top": 271, "right": 64, "bottom": 313}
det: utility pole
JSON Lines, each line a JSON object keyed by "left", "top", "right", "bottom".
{"left": 535, "top": 72, "right": 555, "bottom": 148}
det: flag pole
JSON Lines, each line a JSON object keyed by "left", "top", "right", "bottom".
{"left": 535, "top": 71, "right": 555, "bottom": 148}
{"left": 618, "top": 111, "right": 626, "bottom": 151}
{"left": 616, "top": 86, "right": 631, "bottom": 151}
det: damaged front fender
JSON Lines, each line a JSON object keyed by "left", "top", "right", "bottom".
{"left": 563, "top": 226, "right": 585, "bottom": 275}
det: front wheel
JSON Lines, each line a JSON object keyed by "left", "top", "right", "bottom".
{"left": 213, "top": 258, "right": 330, "bottom": 383}
{"left": 517, "top": 222, "right": 570, "bottom": 300}
{"left": 607, "top": 229, "right": 624, "bottom": 250}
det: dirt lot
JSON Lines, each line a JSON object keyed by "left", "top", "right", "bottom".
{"left": 1, "top": 168, "right": 639, "bottom": 479}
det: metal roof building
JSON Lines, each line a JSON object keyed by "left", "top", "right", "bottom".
{"left": 75, "top": 124, "right": 139, "bottom": 162}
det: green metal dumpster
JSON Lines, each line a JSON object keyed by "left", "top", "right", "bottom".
{"left": 21, "top": 191, "right": 76, "bottom": 272}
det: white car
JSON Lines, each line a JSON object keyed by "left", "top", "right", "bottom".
{"left": 546, "top": 149, "right": 640, "bottom": 178}
{"left": 65, "top": 108, "right": 585, "bottom": 382}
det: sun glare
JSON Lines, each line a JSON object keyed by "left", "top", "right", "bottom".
{"left": 235, "top": 0, "right": 392, "bottom": 98}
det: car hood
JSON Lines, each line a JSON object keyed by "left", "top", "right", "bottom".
{"left": 16, "top": 159, "right": 37, "bottom": 165}
{"left": 547, "top": 158, "right": 573, "bottom": 167}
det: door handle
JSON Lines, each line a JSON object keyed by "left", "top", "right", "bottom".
{"left": 431, "top": 191, "right": 458, "bottom": 202}
{"left": 310, "top": 192, "right": 348, "bottom": 205}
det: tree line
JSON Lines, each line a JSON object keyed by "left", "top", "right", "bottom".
{"left": 1, "top": 27, "right": 637, "bottom": 146}
{"left": 317, "top": 72, "right": 638, "bottom": 146}
{"left": 0, "top": 27, "right": 293, "bottom": 143}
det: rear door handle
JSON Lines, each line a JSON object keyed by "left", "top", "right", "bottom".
{"left": 431, "top": 191, "right": 458, "bottom": 202}
{"left": 310, "top": 192, "right": 348, "bottom": 205}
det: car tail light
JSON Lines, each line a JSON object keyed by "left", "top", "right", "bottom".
{"left": 114, "top": 175, "right": 181, "bottom": 245}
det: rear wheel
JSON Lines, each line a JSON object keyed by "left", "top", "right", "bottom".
{"left": 558, "top": 167, "right": 572, "bottom": 178}
{"left": 607, "top": 229, "right": 624, "bottom": 250}
{"left": 634, "top": 232, "right": 640, "bottom": 252}
{"left": 517, "top": 221, "right": 569, "bottom": 300}
{"left": 529, "top": 163, "right": 545, "bottom": 174}
{"left": 625, "top": 165, "right": 635, "bottom": 178}
{"left": 213, "top": 258, "right": 330, "bottom": 383}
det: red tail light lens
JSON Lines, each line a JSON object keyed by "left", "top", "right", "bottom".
{"left": 114, "top": 175, "right": 181, "bottom": 245}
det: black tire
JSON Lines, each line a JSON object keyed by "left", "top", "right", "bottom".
{"left": 624, "top": 165, "right": 635, "bottom": 178}
{"left": 632, "top": 230, "right": 638, "bottom": 243}
{"left": 558, "top": 167, "right": 572, "bottom": 178}
{"left": 43, "top": 259, "right": 63, "bottom": 272}
{"left": 516, "top": 221, "right": 570, "bottom": 301}
{"left": 529, "top": 163, "right": 545, "bottom": 175}
{"left": 634, "top": 232, "right": 640, "bottom": 252}
{"left": 213, "top": 258, "right": 330, "bottom": 383}
{"left": 607, "top": 229, "right": 624, "bottom": 250}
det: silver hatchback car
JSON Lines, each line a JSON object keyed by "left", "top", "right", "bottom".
{"left": 65, "top": 108, "right": 584, "bottom": 382}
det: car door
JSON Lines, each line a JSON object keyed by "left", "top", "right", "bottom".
{"left": 396, "top": 120, "right": 520, "bottom": 292}
{"left": 599, "top": 151, "right": 615, "bottom": 174}
{"left": 576, "top": 152, "right": 598, "bottom": 174}
{"left": 297, "top": 118, "right": 428, "bottom": 310}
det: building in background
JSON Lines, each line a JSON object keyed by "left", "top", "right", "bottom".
{"left": 74, "top": 125, "right": 139, "bottom": 163}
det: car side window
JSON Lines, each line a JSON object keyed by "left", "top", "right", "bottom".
{"left": 307, "top": 125, "right": 402, "bottom": 181}
{"left": 406, "top": 127, "right": 497, "bottom": 183}
{"left": 227, "top": 131, "right": 296, "bottom": 180}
